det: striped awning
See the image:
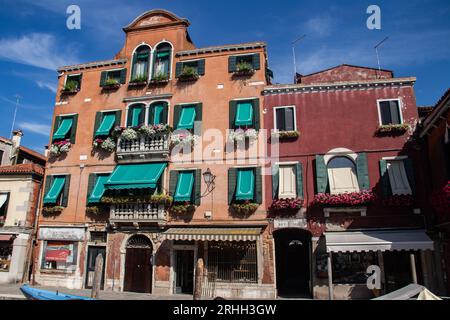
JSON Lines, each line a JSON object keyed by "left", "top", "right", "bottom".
{"left": 162, "top": 228, "right": 261, "bottom": 241}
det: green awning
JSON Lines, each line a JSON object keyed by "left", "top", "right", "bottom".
{"left": 43, "top": 176, "right": 66, "bottom": 204}
{"left": 95, "top": 113, "right": 116, "bottom": 136}
{"left": 130, "top": 106, "right": 143, "bottom": 127}
{"left": 177, "top": 106, "right": 196, "bottom": 129}
{"left": 104, "top": 163, "right": 167, "bottom": 190}
{"left": 235, "top": 101, "right": 253, "bottom": 126}
{"left": 152, "top": 104, "right": 164, "bottom": 125}
{"left": 157, "top": 51, "right": 170, "bottom": 58}
{"left": 236, "top": 169, "right": 255, "bottom": 200}
{"left": 87, "top": 175, "right": 110, "bottom": 204}
{"left": 137, "top": 52, "right": 149, "bottom": 59}
{"left": 53, "top": 118, "right": 73, "bottom": 140}
{"left": 174, "top": 171, "right": 194, "bottom": 202}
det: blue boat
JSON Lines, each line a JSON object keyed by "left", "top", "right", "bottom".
{"left": 20, "top": 284, "right": 96, "bottom": 300}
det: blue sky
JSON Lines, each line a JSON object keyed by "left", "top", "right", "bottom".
{"left": 0, "top": 0, "right": 449, "bottom": 153}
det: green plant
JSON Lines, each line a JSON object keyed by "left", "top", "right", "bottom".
{"left": 63, "top": 80, "right": 78, "bottom": 92}
{"left": 130, "top": 75, "right": 148, "bottom": 83}
{"left": 230, "top": 202, "right": 259, "bottom": 215}
{"left": 152, "top": 72, "right": 169, "bottom": 82}
{"left": 236, "top": 61, "right": 254, "bottom": 74}
{"left": 85, "top": 206, "right": 100, "bottom": 215}
{"left": 100, "top": 194, "right": 172, "bottom": 206}
{"left": 42, "top": 206, "right": 65, "bottom": 215}
{"left": 105, "top": 78, "right": 120, "bottom": 86}
{"left": 375, "top": 124, "right": 410, "bottom": 135}
{"left": 272, "top": 130, "right": 300, "bottom": 140}
{"left": 169, "top": 203, "right": 196, "bottom": 215}
{"left": 150, "top": 194, "right": 173, "bottom": 206}
{"left": 178, "top": 66, "right": 199, "bottom": 80}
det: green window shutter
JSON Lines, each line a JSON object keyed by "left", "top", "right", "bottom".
{"left": 114, "top": 110, "right": 122, "bottom": 128}
{"left": 62, "top": 175, "right": 71, "bottom": 207}
{"left": 78, "top": 74, "right": 83, "bottom": 90}
{"left": 52, "top": 116, "right": 62, "bottom": 136}
{"left": 356, "top": 153, "right": 370, "bottom": 190}
{"left": 252, "top": 53, "right": 261, "bottom": 70}
{"left": 43, "top": 176, "right": 65, "bottom": 204}
{"left": 272, "top": 164, "right": 279, "bottom": 199}
{"left": 43, "top": 175, "right": 54, "bottom": 200}
{"left": 315, "top": 155, "right": 328, "bottom": 193}
{"left": 86, "top": 173, "right": 97, "bottom": 202}
{"left": 173, "top": 105, "right": 181, "bottom": 129}
{"left": 175, "top": 62, "right": 183, "bottom": 77}
{"left": 228, "top": 168, "right": 237, "bottom": 204}
{"left": 161, "top": 103, "right": 168, "bottom": 125}
{"left": 228, "top": 56, "right": 237, "bottom": 73}
{"left": 197, "top": 59, "right": 205, "bottom": 75}
{"left": 255, "top": 167, "right": 262, "bottom": 204}
{"left": 235, "top": 102, "right": 253, "bottom": 127}
{"left": 295, "top": 162, "right": 304, "bottom": 199}
{"left": 174, "top": 171, "right": 194, "bottom": 202}
{"left": 70, "top": 114, "right": 78, "bottom": 144}
{"left": 253, "top": 99, "right": 260, "bottom": 130}
{"left": 100, "top": 71, "right": 107, "bottom": 86}
{"left": 93, "top": 112, "right": 103, "bottom": 139}
{"left": 404, "top": 158, "right": 416, "bottom": 195}
{"left": 126, "top": 107, "right": 133, "bottom": 127}
{"left": 379, "top": 159, "right": 392, "bottom": 197}
{"left": 194, "top": 103, "right": 203, "bottom": 134}
{"left": 169, "top": 170, "right": 179, "bottom": 196}
{"left": 229, "top": 100, "right": 237, "bottom": 129}
{"left": 119, "top": 68, "right": 127, "bottom": 84}
{"left": 131, "top": 52, "right": 137, "bottom": 79}
{"left": 138, "top": 105, "right": 145, "bottom": 125}
{"left": 194, "top": 169, "right": 201, "bottom": 205}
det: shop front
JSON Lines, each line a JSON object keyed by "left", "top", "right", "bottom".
{"left": 0, "top": 233, "right": 29, "bottom": 283}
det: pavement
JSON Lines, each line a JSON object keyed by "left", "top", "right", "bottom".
{"left": 0, "top": 283, "right": 194, "bottom": 300}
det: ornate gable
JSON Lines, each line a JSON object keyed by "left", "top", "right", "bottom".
{"left": 123, "top": 9, "right": 190, "bottom": 32}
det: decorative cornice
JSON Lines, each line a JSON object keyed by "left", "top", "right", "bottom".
{"left": 263, "top": 77, "right": 416, "bottom": 95}
{"left": 123, "top": 93, "right": 173, "bottom": 103}
{"left": 58, "top": 59, "right": 127, "bottom": 73}
{"left": 176, "top": 42, "right": 266, "bottom": 57}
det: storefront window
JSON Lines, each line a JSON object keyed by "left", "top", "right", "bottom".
{"left": 207, "top": 241, "right": 257, "bottom": 283}
{"left": 0, "top": 241, "right": 12, "bottom": 272}
{"left": 41, "top": 241, "right": 78, "bottom": 271}
{"left": 332, "top": 251, "right": 378, "bottom": 284}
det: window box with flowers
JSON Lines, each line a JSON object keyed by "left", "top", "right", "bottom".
{"left": 150, "top": 73, "right": 170, "bottom": 84}
{"left": 375, "top": 124, "right": 410, "bottom": 136}
{"left": 271, "top": 130, "right": 300, "bottom": 140}
{"left": 128, "top": 76, "right": 148, "bottom": 87}
{"left": 137, "top": 124, "right": 172, "bottom": 137}
{"left": 42, "top": 205, "right": 65, "bottom": 216}
{"left": 92, "top": 137, "right": 116, "bottom": 153}
{"left": 382, "top": 194, "right": 414, "bottom": 207}
{"left": 228, "top": 128, "right": 258, "bottom": 144}
{"left": 61, "top": 80, "right": 80, "bottom": 94}
{"left": 230, "top": 200, "right": 259, "bottom": 215}
{"left": 170, "top": 132, "right": 199, "bottom": 148}
{"left": 177, "top": 66, "right": 199, "bottom": 82}
{"left": 102, "top": 78, "right": 121, "bottom": 90}
{"left": 234, "top": 62, "right": 255, "bottom": 76}
{"left": 431, "top": 182, "right": 450, "bottom": 218}
{"left": 270, "top": 198, "right": 304, "bottom": 213}
{"left": 101, "top": 194, "right": 173, "bottom": 207}
{"left": 169, "top": 202, "right": 196, "bottom": 216}
{"left": 312, "top": 190, "right": 376, "bottom": 207}
{"left": 49, "top": 140, "right": 71, "bottom": 158}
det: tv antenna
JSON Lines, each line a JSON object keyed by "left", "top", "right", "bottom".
{"left": 374, "top": 36, "right": 389, "bottom": 77}
{"left": 292, "top": 34, "right": 306, "bottom": 80}
{"left": 10, "top": 94, "right": 21, "bottom": 139}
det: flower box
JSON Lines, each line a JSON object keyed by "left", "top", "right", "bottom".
{"left": 102, "top": 79, "right": 121, "bottom": 90}
{"left": 228, "top": 128, "right": 258, "bottom": 143}
{"left": 230, "top": 201, "right": 259, "bottom": 215}
{"left": 42, "top": 206, "right": 64, "bottom": 215}
{"left": 169, "top": 203, "right": 196, "bottom": 215}
{"left": 170, "top": 132, "right": 199, "bottom": 148}
{"left": 271, "top": 130, "right": 300, "bottom": 140}
{"left": 49, "top": 140, "right": 71, "bottom": 157}
{"left": 149, "top": 73, "right": 170, "bottom": 84}
{"left": 138, "top": 124, "right": 172, "bottom": 137}
{"left": 128, "top": 80, "right": 147, "bottom": 87}
{"left": 382, "top": 194, "right": 414, "bottom": 207}
{"left": 177, "top": 66, "right": 199, "bottom": 82}
{"left": 85, "top": 206, "right": 100, "bottom": 215}
{"left": 62, "top": 80, "right": 79, "bottom": 94}
{"left": 101, "top": 194, "right": 173, "bottom": 206}
{"left": 92, "top": 137, "right": 116, "bottom": 153}
{"left": 234, "top": 62, "right": 255, "bottom": 76}
{"left": 270, "top": 198, "right": 303, "bottom": 212}
{"left": 375, "top": 124, "right": 410, "bottom": 136}
{"left": 312, "top": 191, "right": 376, "bottom": 206}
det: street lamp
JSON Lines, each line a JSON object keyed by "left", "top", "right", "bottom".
{"left": 202, "top": 168, "right": 216, "bottom": 188}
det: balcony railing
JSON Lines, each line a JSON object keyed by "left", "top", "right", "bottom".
{"left": 116, "top": 134, "right": 169, "bottom": 163}
{"left": 109, "top": 203, "right": 167, "bottom": 226}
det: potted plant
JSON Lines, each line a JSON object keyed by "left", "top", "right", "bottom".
{"left": 92, "top": 137, "right": 116, "bottom": 153}
{"left": 120, "top": 128, "right": 139, "bottom": 141}
{"left": 312, "top": 190, "right": 376, "bottom": 206}
{"left": 271, "top": 130, "right": 300, "bottom": 140}
{"left": 102, "top": 78, "right": 121, "bottom": 89}
{"left": 270, "top": 198, "right": 304, "bottom": 212}
{"left": 169, "top": 202, "right": 196, "bottom": 215}
{"left": 85, "top": 206, "right": 100, "bottom": 215}
{"left": 230, "top": 201, "right": 259, "bottom": 215}
{"left": 49, "top": 140, "right": 71, "bottom": 157}
{"left": 228, "top": 128, "right": 258, "bottom": 144}
{"left": 150, "top": 72, "right": 169, "bottom": 84}
{"left": 170, "top": 132, "right": 199, "bottom": 148}
{"left": 129, "top": 75, "right": 148, "bottom": 86}
{"left": 62, "top": 80, "right": 79, "bottom": 93}
{"left": 42, "top": 205, "right": 65, "bottom": 215}
{"left": 375, "top": 123, "right": 410, "bottom": 136}
{"left": 150, "top": 194, "right": 173, "bottom": 207}
{"left": 177, "top": 66, "right": 199, "bottom": 81}
{"left": 234, "top": 61, "right": 254, "bottom": 76}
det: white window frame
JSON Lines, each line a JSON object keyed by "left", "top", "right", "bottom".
{"left": 327, "top": 156, "right": 360, "bottom": 194}
{"left": 129, "top": 43, "right": 153, "bottom": 82}
{"left": 278, "top": 163, "right": 297, "bottom": 199}
{"left": 273, "top": 105, "right": 297, "bottom": 132}
{"left": 376, "top": 98, "right": 404, "bottom": 126}
{"left": 152, "top": 40, "right": 174, "bottom": 81}
{"left": 383, "top": 156, "right": 412, "bottom": 195}
{"left": 64, "top": 73, "right": 81, "bottom": 86}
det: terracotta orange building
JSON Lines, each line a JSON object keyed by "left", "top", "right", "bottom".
{"left": 33, "top": 9, "right": 275, "bottom": 298}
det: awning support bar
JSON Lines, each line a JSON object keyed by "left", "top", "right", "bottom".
{"left": 410, "top": 253, "right": 418, "bottom": 284}
{"left": 327, "top": 252, "right": 333, "bottom": 300}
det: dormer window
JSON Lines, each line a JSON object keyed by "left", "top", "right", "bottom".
{"left": 131, "top": 45, "right": 151, "bottom": 83}
{"left": 152, "top": 43, "right": 172, "bottom": 81}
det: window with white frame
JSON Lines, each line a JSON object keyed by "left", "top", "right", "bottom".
{"left": 378, "top": 99, "right": 402, "bottom": 125}
{"left": 41, "top": 241, "right": 78, "bottom": 271}
{"left": 275, "top": 106, "right": 296, "bottom": 131}
{"left": 278, "top": 164, "right": 297, "bottom": 199}
{"left": 0, "top": 192, "right": 9, "bottom": 226}
{"left": 327, "top": 156, "right": 360, "bottom": 194}
{"left": 386, "top": 160, "right": 412, "bottom": 195}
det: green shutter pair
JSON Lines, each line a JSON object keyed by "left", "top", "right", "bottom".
{"left": 127, "top": 105, "right": 145, "bottom": 127}
{"left": 228, "top": 53, "right": 261, "bottom": 72}
{"left": 228, "top": 167, "right": 262, "bottom": 204}
{"left": 43, "top": 175, "right": 70, "bottom": 206}
{"left": 53, "top": 115, "right": 78, "bottom": 143}
{"left": 272, "top": 163, "right": 304, "bottom": 199}
{"left": 229, "top": 99, "right": 260, "bottom": 129}
{"left": 169, "top": 170, "right": 201, "bottom": 205}
{"left": 87, "top": 173, "right": 109, "bottom": 204}
{"left": 100, "top": 68, "right": 127, "bottom": 86}
{"left": 93, "top": 111, "right": 121, "bottom": 137}
{"left": 173, "top": 103, "right": 202, "bottom": 132}
{"left": 175, "top": 59, "right": 205, "bottom": 77}
{"left": 379, "top": 158, "right": 416, "bottom": 196}
{"left": 149, "top": 102, "right": 168, "bottom": 126}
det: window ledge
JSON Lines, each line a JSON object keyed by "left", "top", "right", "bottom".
{"left": 271, "top": 130, "right": 300, "bottom": 140}
{"left": 323, "top": 207, "right": 367, "bottom": 217}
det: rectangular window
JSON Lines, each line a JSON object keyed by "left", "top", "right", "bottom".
{"left": 327, "top": 158, "right": 360, "bottom": 194}
{"left": 100, "top": 68, "right": 126, "bottom": 86}
{"left": 207, "top": 241, "right": 257, "bottom": 283}
{"left": 275, "top": 107, "right": 296, "bottom": 131}
{"left": 127, "top": 105, "right": 145, "bottom": 127}
{"left": 229, "top": 53, "right": 260, "bottom": 73}
{"left": 41, "top": 241, "right": 78, "bottom": 271}
{"left": 235, "top": 101, "right": 254, "bottom": 127}
{"left": 174, "top": 171, "right": 195, "bottom": 203}
{"left": 0, "top": 240, "right": 13, "bottom": 272}
{"left": 331, "top": 252, "right": 378, "bottom": 284}
{"left": 52, "top": 116, "right": 74, "bottom": 141}
{"left": 43, "top": 176, "right": 66, "bottom": 205}
{"left": 386, "top": 160, "right": 412, "bottom": 195}
{"left": 95, "top": 112, "right": 116, "bottom": 137}
{"left": 65, "top": 74, "right": 82, "bottom": 91}
{"left": 154, "top": 51, "right": 171, "bottom": 78}
{"left": 378, "top": 100, "right": 402, "bottom": 125}
{"left": 0, "top": 149, "right": 3, "bottom": 165}
{"left": 87, "top": 174, "right": 109, "bottom": 204}
{"left": 278, "top": 165, "right": 297, "bottom": 199}
{"left": 177, "top": 105, "right": 197, "bottom": 130}
{"left": 236, "top": 168, "right": 255, "bottom": 201}
{"left": 0, "top": 193, "right": 9, "bottom": 226}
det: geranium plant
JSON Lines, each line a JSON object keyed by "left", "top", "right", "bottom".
{"left": 228, "top": 128, "right": 258, "bottom": 143}
{"left": 375, "top": 124, "right": 410, "bottom": 135}
{"left": 230, "top": 201, "right": 259, "bottom": 215}
{"left": 49, "top": 140, "right": 71, "bottom": 157}
{"left": 138, "top": 124, "right": 171, "bottom": 137}
{"left": 270, "top": 198, "right": 304, "bottom": 211}
{"left": 382, "top": 194, "right": 414, "bottom": 207}
{"left": 312, "top": 190, "right": 376, "bottom": 206}
{"left": 93, "top": 137, "right": 116, "bottom": 153}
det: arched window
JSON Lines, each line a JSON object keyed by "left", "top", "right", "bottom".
{"left": 131, "top": 45, "right": 151, "bottom": 81}
{"left": 327, "top": 156, "right": 360, "bottom": 194}
{"left": 152, "top": 42, "right": 172, "bottom": 80}
{"left": 126, "top": 235, "right": 152, "bottom": 249}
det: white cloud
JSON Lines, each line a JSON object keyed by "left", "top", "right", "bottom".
{"left": 17, "top": 122, "right": 51, "bottom": 136}
{"left": 0, "top": 33, "right": 79, "bottom": 70}
{"left": 36, "top": 80, "right": 57, "bottom": 93}
{"left": 304, "top": 16, "right": 334, "bottom": 37}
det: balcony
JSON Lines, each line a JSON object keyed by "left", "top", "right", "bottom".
{"left": 116, "top": 134, "right": 170, "bottom": 163}
{"left": 109, "top": 203, "right": 167, "bottom": 228}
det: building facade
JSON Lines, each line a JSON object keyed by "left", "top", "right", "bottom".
{"left": 33, "top": 9, "right": 275, "bottom": 298}
{"left": 263, "top": 65, "right": 439, "bottom": 299}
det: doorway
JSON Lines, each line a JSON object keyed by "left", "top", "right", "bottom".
{"left": 124, "top": 235, "right": 153, "bottom": 293}
{"left": 383, "top": 250, "right": 423, "bottom": 293}
{"left": 274, "top": 228, "right": 312, "bottom": 298}
{"left": 174, "top": 249, "right": 194, "bottom": 294}
{"left": 85, "top": 246, "right": 106, "bottom": 289}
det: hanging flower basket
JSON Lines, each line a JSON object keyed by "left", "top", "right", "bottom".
{"left": 92, "top": 137, "right": 116, "bottom": 153}
{"left": 42, "top": 206, "right": 64, "bottom": 215}
{"left": 312, "top": 190, "right": 376, "bottom": 206}
{"left": 228, "top": 128, "right": 258, "bottom": 143}
{"left": 431, "top": 182, "right": 450, "bottom": 215}
{"left": 230, "top": 201, "right": 259, "bottom": 215}
{"left": 270, "top": 198, "right": 304, "bottom": 212}
{"left": 375, "top": 124, "right": 410, "bottom": 136}
{"left": 49, "top": 140, "right": 71, "bottom": 157}
{"left": 382, "top": 194, "right": 414, "bottom": 207}
{"left": 169, "top": 202, "right": 196, "bottom": 215}
{"left": 271, "top": 130, "right": 300, "bottom": 140}
{"left": 170, "top": 132, "right": 199, "bottom": 148}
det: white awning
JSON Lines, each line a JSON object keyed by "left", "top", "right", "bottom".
{"left": 162, "top": 228, "right": 261, "bottom": 241}
{"left": 325, "top": 230, "right": 434, "bottom": 253}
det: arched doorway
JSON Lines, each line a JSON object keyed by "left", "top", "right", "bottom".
{"left": 274, "top": 228, "right": 312, "bottom": 298}
{"left": 124, "top": 235, "right": 153, "bottom": 293}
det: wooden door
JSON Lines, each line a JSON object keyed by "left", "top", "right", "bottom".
{"left": 124, "top": 247, "right": 152, "bottom": 293}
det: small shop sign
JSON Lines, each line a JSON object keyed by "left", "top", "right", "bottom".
{"left": 39, "top": 227, "right": 85, "bottom": 241}
{"left": 273, "top": 218, "right": 307, "bottom": 230}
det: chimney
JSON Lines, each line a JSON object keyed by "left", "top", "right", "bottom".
{"left": 10, "top": 130, "right": 23, "bottom": 164}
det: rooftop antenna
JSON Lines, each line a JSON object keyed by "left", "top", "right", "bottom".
{"left": 10, "top": 94, "right": 21, "bottom": 139}
{"left": 292, "top": 34, "right": 306, "bottom": 81}
{"left": 374, "top": 36, "right": 389, "bottom": 78}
